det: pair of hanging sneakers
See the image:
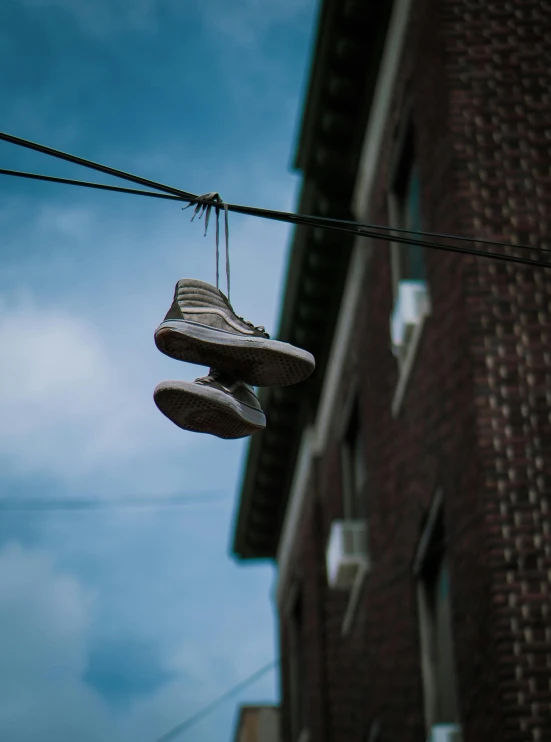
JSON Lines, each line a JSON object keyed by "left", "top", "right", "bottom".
{"left": 153, "top": 279, "right": 315, "bottom": 439}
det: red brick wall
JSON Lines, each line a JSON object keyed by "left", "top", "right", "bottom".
{"left": 277, "top": 1, "right": 551, "bottom": 741}
{"left": 442, "top": 1, "right": 551, "bottom": 739}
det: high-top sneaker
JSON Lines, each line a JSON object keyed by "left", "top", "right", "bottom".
{"left": 154, "top": 279, "right": 315, "bottom": 387}
{"left": 153, "top": 369, "right": 266, "bottom": 439}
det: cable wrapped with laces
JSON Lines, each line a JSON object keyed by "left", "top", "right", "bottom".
{"left": 185, "top": 192, "right": 231, "bottom": 301}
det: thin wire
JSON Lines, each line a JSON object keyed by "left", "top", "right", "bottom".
{"left": 0, "top": 131, "right": 197, "bottom": 200}
{"left": 1, "top": 129, "right": 549, "bottom": 256}
{"left": 153, "top": 659, "right": 278, "bottom": 742}
{"left": 0, "top": 493, "right": 228, "bottom": 512}
{"left": 1, "top": 165, "right": 550, "bottom": 269}
{"left": 245, "top": 207, "right": 551, "bottom": 269}
{"left": 0, "top": 168, "right": 184, "bottom": 200}
{"left": 221, "top": 201, "right": 551, "bottom": 256}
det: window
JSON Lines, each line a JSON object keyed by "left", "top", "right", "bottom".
{"left": 336, "top": 396, "right": 370, "bottom": 633}
{"left": 389, "top": 120, "right": 426, "bottom": 296}
{"left": 341, "top": 400, "right": 366, "bottom": 520}
{"left": 415, "top": 502, "right": 460, "bottom": 732}
{"left": 288, "top": 587, "right": 307, "bottom": 742}
{"left": 388, "top": 117, "right": 431, "bottom": 414}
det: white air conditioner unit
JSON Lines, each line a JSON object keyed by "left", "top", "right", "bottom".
{"left": 427, "top": 723, "right": 462, "bottom": 742}
{"left": 325, "top": 520, "right": 369, "bottom": 589}
{"left": 390, "top": 279, "right": 430, "bottom": 354}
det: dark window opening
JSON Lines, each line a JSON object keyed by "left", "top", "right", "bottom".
{"left": 418, "top": 510, "right": 460, "bottom": 730}
{"left": 390, "top": 121, "right": 425, "bottom": 289}
{"left": 341, "top": 401, "right": 366, "bottom": 520}
{"left": 289, "top": 590, "right": 307, "bottom": 741}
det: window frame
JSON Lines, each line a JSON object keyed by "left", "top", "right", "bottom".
{"left": 414, "top": 491, "right": 461, "bottom": 733}
{"left": 339, "top": 384, "right": 367, "bottom": 522}
{"left": 388, "top": 115, "right": 426, "bottom": 296}
{"left": 337, "top": 385, "right": 371, "bottom": 635}
{"left": 387, "top": 112, "right": 431, "bottom": 415}
{"left": 286, "top": 581, "right": 308, "bottom": 742}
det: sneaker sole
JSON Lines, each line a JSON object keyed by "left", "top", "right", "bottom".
{"left": 153, "top": 380, "right": 266, "bottom": 439}
{"left": 154, "top": 321, "right": 315, "bottom": 387}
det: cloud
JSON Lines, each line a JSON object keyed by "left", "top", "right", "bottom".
{"left": 0, "top": 542, "right": 112, "bottom": 742}
{"left": 0, "top": 1, "right": 314, "bottom": 740}
{"left": 0, "top": 542, "right": 95, "bottom": 683}
{"left": 0, "top": 538, "right": 276, "bottom": 742}
{"left": 0, "top": 292, "right": 156, "bottom": 480}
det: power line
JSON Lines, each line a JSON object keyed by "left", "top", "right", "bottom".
{"left": 0, "top": 493, "right": 228, "bottom": 512}
{"left": 0, "top": 131, "right": 534, "bottom": 251}
{"left": 0, "top": 168, "right": 182, "bottom": 202}
{"left": 0, "top": 131, "right": 196, "bottom": 201}
{"left": 251, "top": 208, "right": 551, "bottom": 268}
{"left": 1, "top": 166, "right": 549, "bottom": 271}
{"left": 153, "top": 659, "right": 278, "bottom": 742}
{"left": 1, "top": 132, "right": 550, "bottom": 269}
{"left": 0, "top": 161, "right": 546, "bottom": 256}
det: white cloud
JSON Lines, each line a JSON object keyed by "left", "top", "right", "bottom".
{"left": 0, "top": 293, "right": 157, "bottom": 479}
{"left": 0, "top": 542, "right": 95, "bottom": 683}
{"left": 0, "top": 543, "right": 112, "bottom": 742}
{"left": 0, "top": 540, "right": 275, "bottom": 742}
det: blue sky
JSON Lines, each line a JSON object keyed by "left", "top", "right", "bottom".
{"left": 0, "top": 2, "right": 317, "bottom": 740}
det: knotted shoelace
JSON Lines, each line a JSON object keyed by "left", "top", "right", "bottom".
{"left": 185, "top": 192, "right": 230, "bottom": 300}
{"left": 184, "top": 193, "right": 269, "bottom": 338}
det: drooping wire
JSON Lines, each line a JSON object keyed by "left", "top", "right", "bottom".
{"left": 1, "top": 164, "right": 549, "bottom": 270}
{"left": 1, "top": 130, "right": 549, "bottom": 254}
{"left": 0, "top": 131, "right": 197, "bottom": 200}
{"left": 1, "top": 131, "right": 550, "bottom": 270}
{"left": 0, "top": 493, "right": 228, "bottom": 512}
{"left": 153, "top": 659, "right": 278, "bottom": 742}
{"left": 0, "top": 168, "right": 184, "bottom": 201}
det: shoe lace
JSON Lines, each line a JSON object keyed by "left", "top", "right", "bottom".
{"left": 184, "top": 193, "right": 270, "bottom": 338}
{"left": 184, "top": 192, "right": 231, "bottom": 301}
{"left": 237, "top": 317, "right": 269, "bottom": 338}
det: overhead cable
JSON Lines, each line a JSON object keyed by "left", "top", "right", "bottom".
{"left": 153, "top": 660, "right": 278, "bottom": 742}
{"left": 0, "top": 493, "right": 228, "bottom": 512}
{"left": 0, "top": 131, "right": 196, "bottom": 200}
{"left": 1, "top": 131, "right": 550, "bottom": 269}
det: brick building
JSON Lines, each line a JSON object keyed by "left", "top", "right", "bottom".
{"left": 233, "top": 1, "right": 551, "bottom": 741}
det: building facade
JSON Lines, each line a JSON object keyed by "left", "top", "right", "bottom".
{"left": 233, "top": 1, "right": 551, "bottom": 742}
